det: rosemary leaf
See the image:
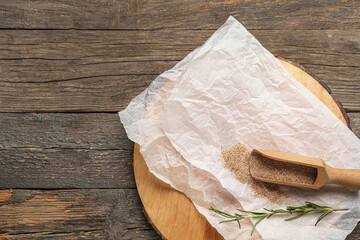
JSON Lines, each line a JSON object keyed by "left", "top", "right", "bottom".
{"left": 285, "top": 212, "right": 306, "bottom": 221}
{"left": 251, "top": 216, "right": 266, "bottom": 236}
{"left": 315, "top": 210, "right": 333, "bottom": 226}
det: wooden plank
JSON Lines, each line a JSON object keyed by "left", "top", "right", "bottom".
{"left": 1, "top": 29, "right": 358, "bottom": 67}
{"left": 0, "top": 190, "right": 359, "bottom": 240}
{"left": 1, "top": 29, "right": 359, "bottom": 112}
{"left": 0, "top": 113, "right": 135, "bottom": 189}
{"left": 0, "top": 148, "right": 135, "bottom": 189}
{"left": 0, "top": 189, "right": 160, "bottom": 240}
{"left": 0, "top": 109, "right": 359, "bottom": 239}
{"left": 0, "top": 0, "right": 359, "bottom": 30}
{"left": 1, "top": 112, "right": 360, "bottom": 189}
{"left": 349, "top": 113, "right": 360, "bottom": 138}
{"left": 0, "top": 189, "right": 358, "bottom": 240}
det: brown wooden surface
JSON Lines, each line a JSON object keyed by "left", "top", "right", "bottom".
{"left": 0, "top": 1, "right": 359, "bottom": 239}
{"left": 0, "top": 113, "right": 135, "bottom": 189}
{"left": 1, "top": 0, "right": 359, "bottom": 30}
{"left": 1, "top": 30, "right": 359, "bottom": 112}
{"left": 0, "top": 189, "right": 160, "bottom": 239}
{"left": 0, "top": 114, "right": 359, "bottom": 239}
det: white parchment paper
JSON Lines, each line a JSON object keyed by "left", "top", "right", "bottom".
{"left": 119, "top": 16, "right": 360, "bottom": 240}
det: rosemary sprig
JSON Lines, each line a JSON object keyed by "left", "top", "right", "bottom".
{"left": 209, "top": 201, "right": 348, "bottom": 236}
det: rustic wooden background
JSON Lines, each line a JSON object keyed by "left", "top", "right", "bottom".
{"left": 0, "top": 1, "right": 359, "bottom": 239}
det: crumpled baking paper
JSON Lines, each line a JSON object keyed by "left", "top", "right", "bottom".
{"left": 119, "top": 16, "right": 360, "bottom": 240}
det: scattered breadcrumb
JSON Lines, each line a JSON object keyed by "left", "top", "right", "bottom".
{"left": 222, "top": 144, "right": 289, "bottom": 204}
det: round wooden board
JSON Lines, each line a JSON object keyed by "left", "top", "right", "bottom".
{"left": 133, "top": 57, "right": 349, "bottom": 240}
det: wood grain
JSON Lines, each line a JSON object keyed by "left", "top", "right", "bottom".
{"left": 0, "top": 189, "right": 160, "bottom": 240}
{"left": 349, "top": 113, "right": 360, "bottom": 138}
{"left": 0, "top": 113, "right": 359, "bottom": 239}
{"left": 0, "top": 113, "right": 135, "bottom": 189}
{"left": 0, "top": 0, "right": 359, "bottom": 30}
{"left": 0, "top": 29, "right": 359, "bottom": 112}
{"left": 0, "top": 189, "right": 358, "bottom": 240}
{"left": 1, "top": 112, "right": 360, "bottom": 189}
{"left": 0, "top": 0, "right": 358, "bottom": 239}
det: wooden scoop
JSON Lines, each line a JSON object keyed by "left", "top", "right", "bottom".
{"left": 249, "top": 149, "right": 360, "bottom": 190}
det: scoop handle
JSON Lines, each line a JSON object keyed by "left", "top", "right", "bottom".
{"left": 327, "top": 166, "right": 360, "bottom": 190}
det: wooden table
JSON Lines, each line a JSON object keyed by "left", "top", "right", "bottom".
{"left": 0, "top": 1, "right": 359, "bottom": 239}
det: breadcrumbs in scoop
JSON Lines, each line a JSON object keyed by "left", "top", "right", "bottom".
{"left": 249, "top": 153, "right": 317, "bottom": 185}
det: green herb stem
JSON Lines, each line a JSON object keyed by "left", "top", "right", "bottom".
{"left": 209, "top": 201, "right": 348, "bottom": 236}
